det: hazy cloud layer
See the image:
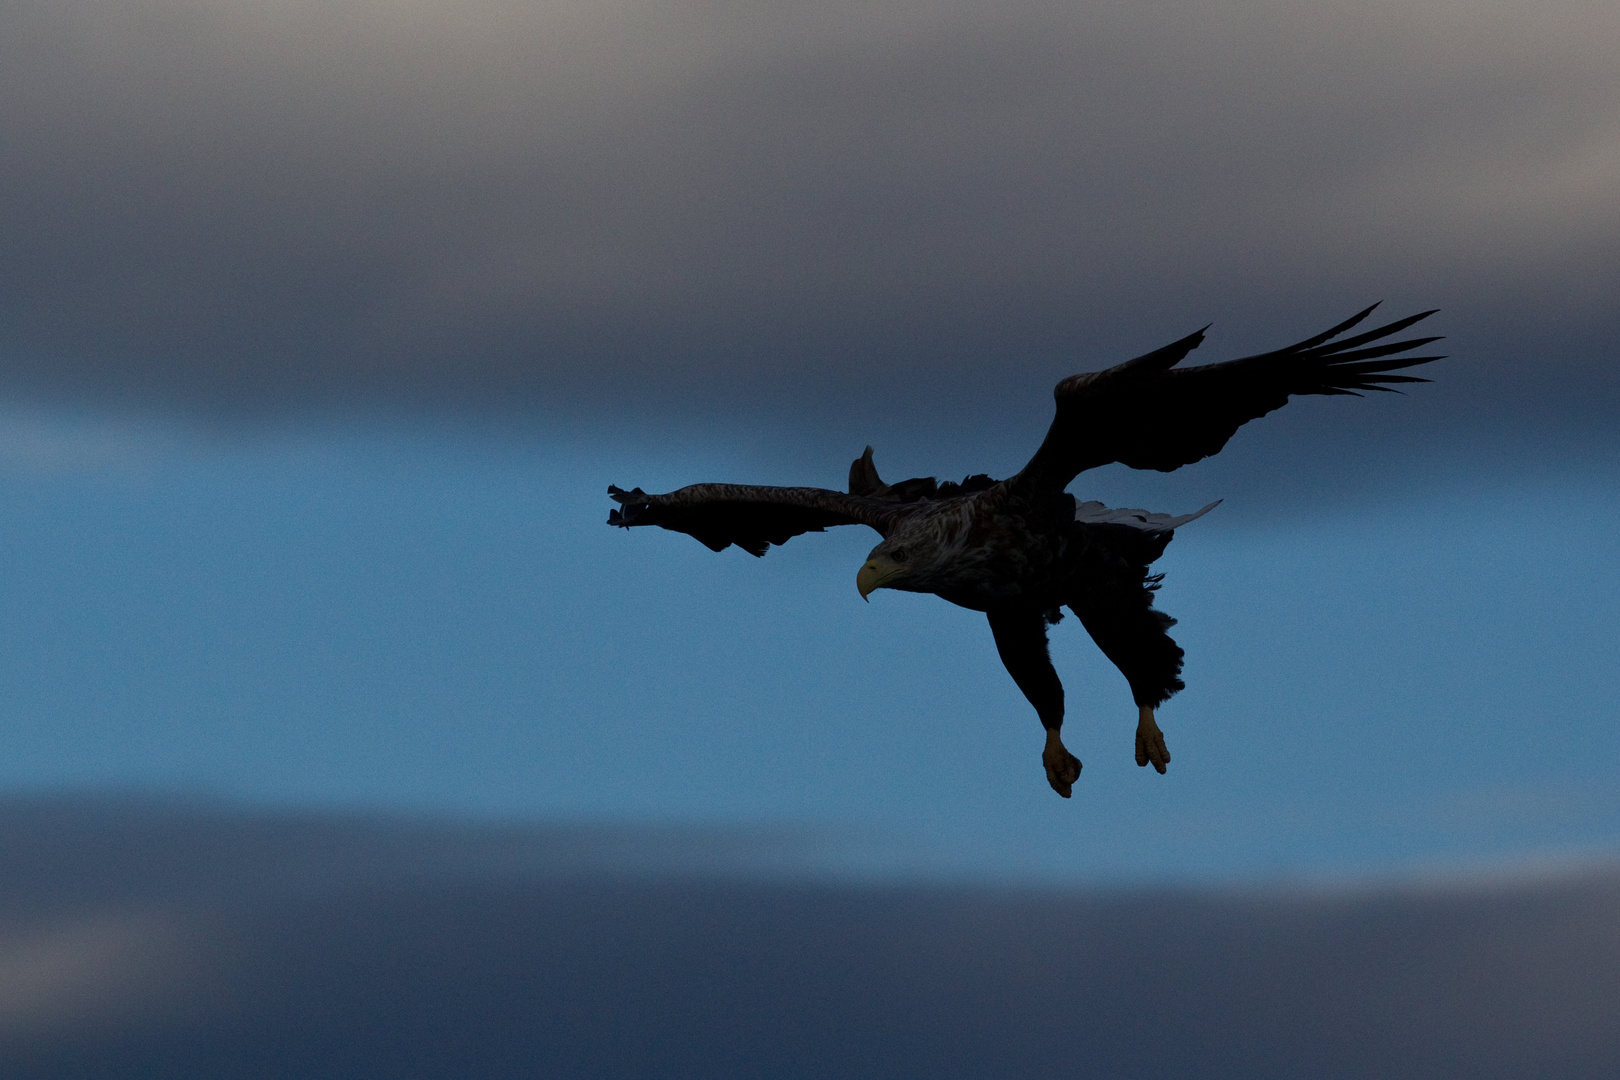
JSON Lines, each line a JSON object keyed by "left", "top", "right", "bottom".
{"left": 2, "top": 0, "right": 1617, "bottom": 425}
{"left": 3, "top": 797, "right": 1619, "bottom": 1078}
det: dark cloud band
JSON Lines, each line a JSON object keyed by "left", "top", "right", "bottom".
{"left": 1, "top": 0, "right": 1616, "bottom": 427}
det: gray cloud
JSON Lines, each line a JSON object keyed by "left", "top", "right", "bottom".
{"left": 3, "top": 796, "right": 1619, "bottom": 1078}
{"left": 1, "top": 0, "right": 1617, "bottom": 432}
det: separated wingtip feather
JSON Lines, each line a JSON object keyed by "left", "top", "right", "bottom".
{"left": 1279, "top": 303, "right": 1382, "bottom": 353}
{"left": 1317, "top": 311, "right": 1441, "bottom": 356}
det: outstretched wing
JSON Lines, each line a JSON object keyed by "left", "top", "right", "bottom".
{"left": 608, "top": 483, "right": 904, "bottom": 557}
{"left": 1012, "top": 305, "right": 1443, "bottom": 493}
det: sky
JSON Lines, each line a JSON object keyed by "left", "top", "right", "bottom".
{"left": 2, "top": 0, "right": 1616, "bottom": 417}
{"left": 1, "top": 0, "right": 1618, "bottom": 885}
{"left": 8, "top": 0, "right": 1619, "bottom": 884}
{"left": 0, "top": 413, "right": 1616, "bottom": 889}
{"left": 3, "top": 798, "right": 1618, "bottom": 1078}
{"left": 3, "top": 0, "right": 1620, "bottom": 1070}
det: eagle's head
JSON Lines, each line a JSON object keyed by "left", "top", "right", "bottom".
{"left": 856, "top": 515, "right": 966, "bottom": 600}
{"left": 855, "top": 538, "right": 914, "bottom": 600}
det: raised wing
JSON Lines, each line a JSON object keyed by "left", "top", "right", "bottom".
{"left": 608, "top": 483, "right": 906, "bottom": 557}
{"left": 1012, "top": 305, "right": 1443, "bottom": 493}
{"left": 1074, "top": 499, "right": 1222, "bottom": 532}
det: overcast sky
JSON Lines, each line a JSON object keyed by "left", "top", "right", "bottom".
{"left": 2, "top": 0, "right": 1617, "bottom": 435}
{"left": 2, "top": 3, "right": 1619, "bottom": 1071}
{"left": 3, "top": 798, "right": 1618, "bottom": 1078}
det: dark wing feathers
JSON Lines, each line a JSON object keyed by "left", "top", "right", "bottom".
{"left": 1014, "top": 305, "right": 1442, "bottom": 491}
{"left": 610, "top": 307, "right": 1440, "bottom": 547}
{"left": 608, "top": 483, "right": 902, "bottom": 557}
{"left": 1061, "top": 325, "right": 1209, "bottom": 386}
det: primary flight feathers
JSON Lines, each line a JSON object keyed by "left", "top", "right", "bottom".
{"left": 608, "top": 304, "right": 1440, "bottom": 558}
{"left": 1015, "top": 303, "right": 1440, "bottom": 488}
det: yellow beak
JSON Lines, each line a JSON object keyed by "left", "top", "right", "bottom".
{"left": 856, "top": 557, "right": 907, "bottom": 601}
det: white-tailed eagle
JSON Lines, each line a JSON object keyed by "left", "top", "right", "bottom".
{"left": 609, "top": 305, "right": 1441, "bottom": 796}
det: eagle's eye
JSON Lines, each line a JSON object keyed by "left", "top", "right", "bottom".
{"left": 890, "top": 547, "right": 908, "bottom": 563}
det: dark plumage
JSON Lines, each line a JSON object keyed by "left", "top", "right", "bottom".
{"left": 609, "top": 305, "right": 1442, "bottom": 796}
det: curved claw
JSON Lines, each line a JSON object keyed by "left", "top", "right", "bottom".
{"left": 1042, "top": 729, "right": 1082, "bottom": 797}
{"left": 1135, "top": 706, "right": 1171, "bottom": 774}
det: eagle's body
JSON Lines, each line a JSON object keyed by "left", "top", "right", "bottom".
{"left": 609, "top": 306, "right": 1442, "bottom": 796}
{"left": 861, "top": 483, "right": 1062, "bottom": 612}
{"left": 853, "top": 482, "right": 1214, "bottom": 613}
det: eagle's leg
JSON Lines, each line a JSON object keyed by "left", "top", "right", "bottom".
{"left": 1135, "top": 705, "right": 1170, "bottom": 774}
{"left": 1069, "top": 568, "right": 1185, "bottom": 775}
{"left": 987, "top": 607, "right": 1081, "bottom": 798}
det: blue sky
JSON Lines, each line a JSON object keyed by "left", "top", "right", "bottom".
{"left": 0, "top": 406, "right": 1612, "bottom": 885}
{"left": 0, "top": 0, "right": 1617, "bottom": 889}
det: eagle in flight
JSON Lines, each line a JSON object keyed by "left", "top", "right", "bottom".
{"left": 609, "top": 305, "right": 1441, "bottom": 797}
